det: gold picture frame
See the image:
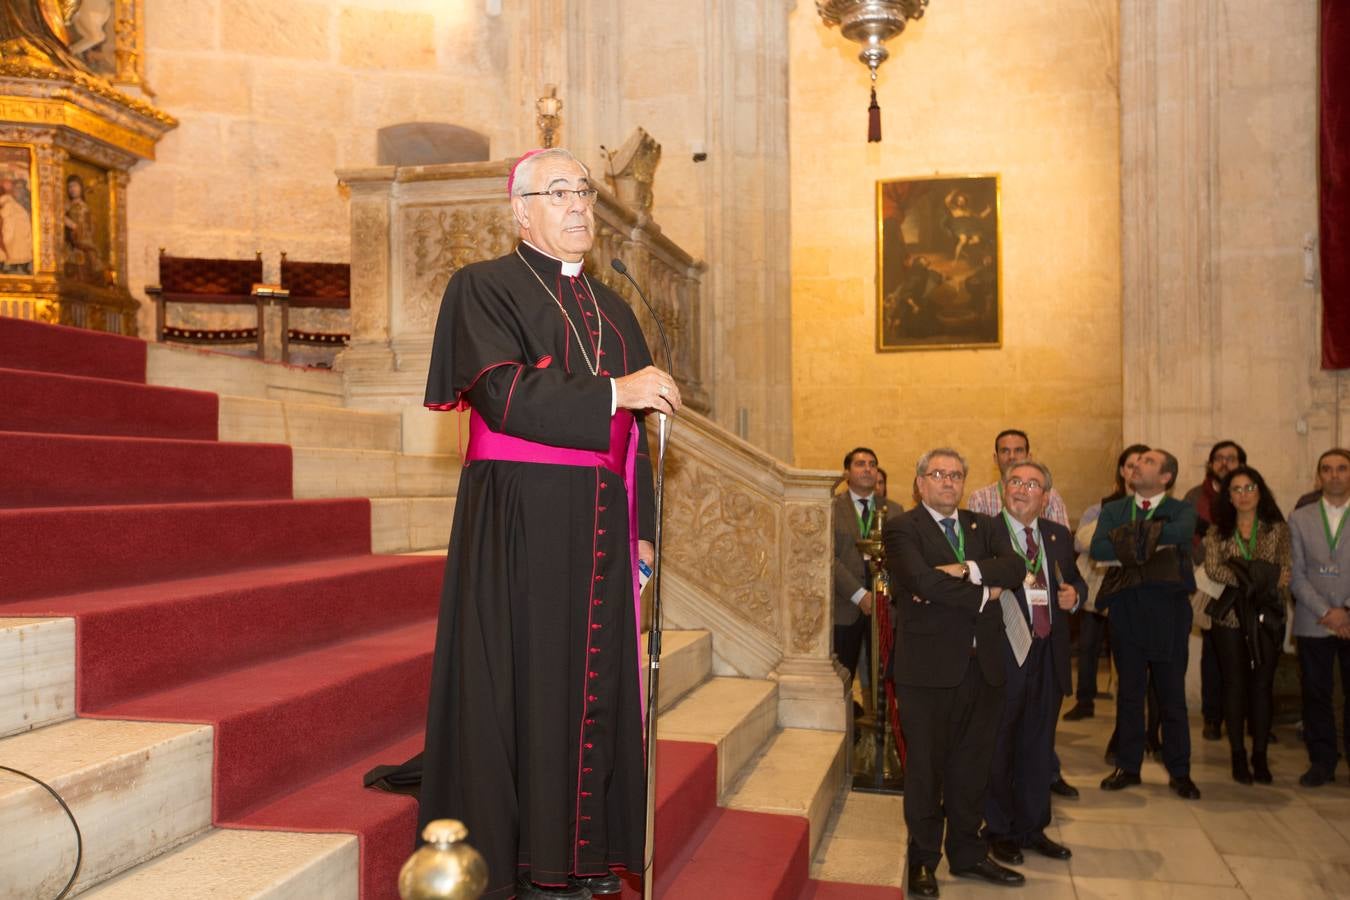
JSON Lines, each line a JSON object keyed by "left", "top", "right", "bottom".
{"left": 876, "top": 173, "right": 1002, "bottom": 351}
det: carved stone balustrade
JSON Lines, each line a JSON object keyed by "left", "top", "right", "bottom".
{"left": 657, "top": 408, "right": 846, "bottom": 731}
{"left": 335, "top": 160, "right": 709, "bottom": 444}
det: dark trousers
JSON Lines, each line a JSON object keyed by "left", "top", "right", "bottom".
{"left": 1200, "top": 627, "right": 1224, "bottom": 724}
{"left": 1110, "top": 619, "right": 1192, "bottom": 777}
{"left": 1213, "top": 624, "right": 1278, "bottom": 757}
{"left": 985, "top": 640, "right": 1061, "bottom": 844}
{"left": 897, "top": 659, "right": 1004, "bottom": 871}
{"left": 834, "top": 615, "right": 869, "bottom": 680}
{"left": 1075, "top": 611, "right": 1108, "bottom": 705}
{"left": 1298, "top": 636, "right": 1350, "bottom": 773}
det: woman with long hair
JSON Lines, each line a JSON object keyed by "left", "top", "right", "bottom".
{"left": 1203, "top": 466, "right": 1292, "bottom": 784}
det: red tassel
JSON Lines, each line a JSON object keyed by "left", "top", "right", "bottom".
{"left": 868, "top": 87, "right": 881, "bottom": 143}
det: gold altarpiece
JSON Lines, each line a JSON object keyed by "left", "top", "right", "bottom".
{"left": 0, "top": 0, "right": 173, "bottom": 335}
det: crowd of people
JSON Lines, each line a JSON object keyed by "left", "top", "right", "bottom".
{"left": 832, "top": 432, "right": 1350, "bottom": 897}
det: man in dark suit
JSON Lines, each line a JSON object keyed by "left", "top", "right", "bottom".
{"left": 885, "top": 448, "right": 1028, "bottom": 897}
{"left": 984, "top": 462, "right": 1084, "bottom": 867}
{"left": 1091, "top": 448, "right": 1201, "bottom": 799}
{"left": 833, "top": 447, "right": 904, "bottom": 680}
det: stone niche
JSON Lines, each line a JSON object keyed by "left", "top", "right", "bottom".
{"left": 0, "top": 2, "right": 175, "bottom": 335}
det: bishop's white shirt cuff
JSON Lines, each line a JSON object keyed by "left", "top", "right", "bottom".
{"left": 610, "top": 378, "right": 617, "bottom": 415}
{"left": 850, "top": 587, "right": 867, "bottom": 606}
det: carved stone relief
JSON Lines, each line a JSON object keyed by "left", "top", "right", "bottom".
{"left": 785, "top": 504, "right": 829, "bottom": 655}
{"left": 661, "top": 449, "right": 780, "bottom": 639}
{"left": 402, "top": 204, "right": 515, "bottom": 333}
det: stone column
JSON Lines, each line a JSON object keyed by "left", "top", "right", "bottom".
{"left": 336, "top": 168, "right": 397, "bottom": 378}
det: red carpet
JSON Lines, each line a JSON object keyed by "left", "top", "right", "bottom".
{"left": 0, "top": 318, "right": 898, "bottom": 900}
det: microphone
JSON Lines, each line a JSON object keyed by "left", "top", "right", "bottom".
{"left": 611, "top": 258, "right": 674, "bottom": 379}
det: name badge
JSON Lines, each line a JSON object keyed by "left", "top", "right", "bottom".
{"left": 1027, "top": 588, "right": 1049, "bottom": 607}
{"left": 1318, "top": 564, "right": 1342, "bottom": 577}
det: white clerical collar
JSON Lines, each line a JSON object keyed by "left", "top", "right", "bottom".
{"left": 523, "top": 240, "right": 583, "bottom": 277}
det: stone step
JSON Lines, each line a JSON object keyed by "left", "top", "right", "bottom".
{"left": 372, "top": 497, "right": 455, "bottom": 554}
{"left": 657, "top": 676, "right": 778, "bottom": 800}
{"left": 655, "top": 629, "right": 712, "bottom": 714}
{"left": 0, "top": 617, "right": 75, "bottom": 739}
{"left": 146, "top": 343, "right": 344, "bottom": 407}
{"left": 219, "top": 395, "right": 401, "bottom": 452}
{"left": 724, "top": 727, "right": 846, "bottom": 857}
{"left": 82, "top": 827, "right": 358, "bottom": 900}
{"left": 292, "top": 448, "right": 460, "bottom": 499}
{"left": 0, "top": 718, "right": 213, "bottom": 898}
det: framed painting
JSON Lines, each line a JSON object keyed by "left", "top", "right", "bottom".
{"left": 61, "top": 158, "right": 113, "bottom": 287}
{"left": 876, "top": 173, "right": 1001, "bottom": 351}
{"left": 0, "top": 143, "right": 37, "bottom": 277}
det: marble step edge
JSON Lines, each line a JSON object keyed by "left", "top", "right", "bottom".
{"left": 0, "top": 717, "right": 214, "bottom": 898}
{"left": 653, "top": 630, "right": 712, "bottom": 715}
{"left": 81, "top": 827, "right": 359, "bottom": 900}
{"left": 722, "top": 727, "right": 846, "bottom": 858}
{"left": 0, "top": 617, "right": 75, "bottom": 740}
{"left": 218, "top": 394, "right": 402, "bottom": 452}
{"left": 291, "top": 447, "right": 461, "bottom": 500}
{"left": 371, "top": 496, "right": 455, "bottom": 554}
{"left": 656, "top": 676, "right": 779, "bottom": 800}
{"left": 146, "top": 343, "right": 344, "bottom": 408}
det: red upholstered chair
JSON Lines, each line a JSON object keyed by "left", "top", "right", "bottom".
{"left": 145, "top": 250, "right": 267, "bottom": 357}
{"left": 277, "top": 253, "right": 351, "bottom": 364}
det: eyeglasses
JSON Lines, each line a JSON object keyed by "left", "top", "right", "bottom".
{"left": 923, "top": 470, "right": 966, "bottom": 483}
{"left": 519, "top": 188, "right": 598, "bottom": 207}
{"left": 1007, "top": 477, "right": 1044, "bottom": 492}
{"left": 1230, "top": 483, "right": 1258, "bottom": 495}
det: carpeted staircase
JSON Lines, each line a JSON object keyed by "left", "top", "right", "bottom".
{"left": 0, "top": 318, "right": 900, "bottom": 900}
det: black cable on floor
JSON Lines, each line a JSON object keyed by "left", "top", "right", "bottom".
{"left": 0, "top": 763, "right": 83, "bottom": 899}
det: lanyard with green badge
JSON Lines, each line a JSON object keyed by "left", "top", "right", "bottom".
{"left": 1233, "top": 519, "right": 1259, "bottom": 561}
{"left": 1130, "top": 498, "right": 1158, "bottom": 523}
{"left": 1321, "top": 502, "right": 1348, "bottom": 553}
{"left": 943, "top": 517, "right": 966, "bottom": 563}
{"left": 1002, "top": 511, "right": 1045, "bottom": 576}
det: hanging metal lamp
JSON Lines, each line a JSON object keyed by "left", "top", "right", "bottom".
{"left": 816, "top": 0, "right": 929, "bottom": 142}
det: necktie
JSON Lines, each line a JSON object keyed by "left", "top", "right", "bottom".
{"left": 1140, "top": 499, "right": 1151, "bottom": 511}
{"left": 1025, "top": 526, "right": 1051, "bottom": 639}
{"left": 941, "top": 517, "right": 959, "bottom": 546}
{"left": 859, "top": 497, "right": 870, "bottom": 516}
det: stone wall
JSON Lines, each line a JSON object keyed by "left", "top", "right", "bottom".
{"left": 125, "top": 0, "right": 512, "bottom": 336}
{"left": 789, "top": 3, "right": 1124, "bottom": 517}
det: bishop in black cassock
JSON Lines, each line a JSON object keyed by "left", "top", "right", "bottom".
{"left": 413, "top": 149, "right": 680, "bottom": 899}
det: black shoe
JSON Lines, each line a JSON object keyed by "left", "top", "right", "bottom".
{"left": 1299, "top": 766, "right": 1335, "bottom": 788}
{"left": 1050, "top": 776, "right": 1080, "bottom": 799}
{"left": 1231, "top": 750, "right": 1253, "bottom": 785}
{"left": 1202, "top": 720, "right": 1222, "bottom": 741}
{"left": 1251, "top": 754, "right": 1272, "bottom": 785}
{"left": 1063, "top": 703, "right": 1095, "bottom": 721}
{"left": 950, "top": 857, "right": 1025, "bottom": 886}
{"left": 569, "top": 873, "right": 622, "bottom": 896}
{"left": 1100, "top": 768, "right": 1141, "bottom": 791}
{"left": 907, "top": 863, "right": 940, "bottom": 898}
{"left": 1025, "top": 833, "right": 1072, "bottom": 860}
{"left": 1169, "top": 775, "right": 1201, "bottom": 800}
{"left": 517, "top": 874, "right": 592, "bottom": 899}
{"left": 988, "top": 838, "right": 1023, "bottom": 865}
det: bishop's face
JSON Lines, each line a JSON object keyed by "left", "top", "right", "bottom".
{"left": 511, "top": 157, "right": 595, "bottom": 262}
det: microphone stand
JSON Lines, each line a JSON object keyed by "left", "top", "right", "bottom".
{"left": 611, "top": 258, "right": 672, "bottom": 900}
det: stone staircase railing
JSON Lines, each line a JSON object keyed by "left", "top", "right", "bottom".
{"left": 656, "top": 408, "right": 845, "bottom": 731}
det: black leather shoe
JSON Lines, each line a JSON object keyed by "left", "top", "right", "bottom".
{"left": 1169, "top": 775, "right": 1201, "bottom": 800}
{"left": 989, "top": 838, "right": 1023, "bottom": 865}
{"left": 907, "top": 863, "right": 940, "bottom": 898}
{"left": 568, "top": 873, "right": 622, "bottom": 896}
{"left": 1202, "top": 720, "right": 1222, "bottom": 741}
{"left": 950, "top": 857, "right": 1025, "bottom": 886}
{"left": 1251, "top": 754, "right": 1272, "bottom": 785}
{"left": 1299, "top": 766, "right": 1335, "bottom": 788}
{"left": 1063, "top": 703, "right": 1094, "bottom": 721}
{"left": 517, "top": 875, "right": 591, "bottom": 899}
{"left": 1231, "top": 751, "right": 1253, "bottom": 785}
{"left": 1100, "top": 768, "right": 1141, "bottom": 791}
{"left": 1050, "top": 776, "right": 1079, "bottom": 799}
{"left": 1025, "top": 833, "right": 1072, "bottom": 860}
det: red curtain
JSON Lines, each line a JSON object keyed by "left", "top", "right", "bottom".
{"left": 1321, "top": 0, "right": 1350, "bottom": 368}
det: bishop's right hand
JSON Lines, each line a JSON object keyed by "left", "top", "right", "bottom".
{"left": 615, "top": 365, "right": 682, "bottom": 416}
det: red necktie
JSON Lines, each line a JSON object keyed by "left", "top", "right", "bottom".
{"left": 1140, "top": 499, "right": 1151, "bottom": 511}
{"left": 1025, "top": 526, "right": 1051, "bottom": 639}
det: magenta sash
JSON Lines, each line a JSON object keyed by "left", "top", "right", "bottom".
{"left": 465, "top": 409, "right": 648, "bottom": 727}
